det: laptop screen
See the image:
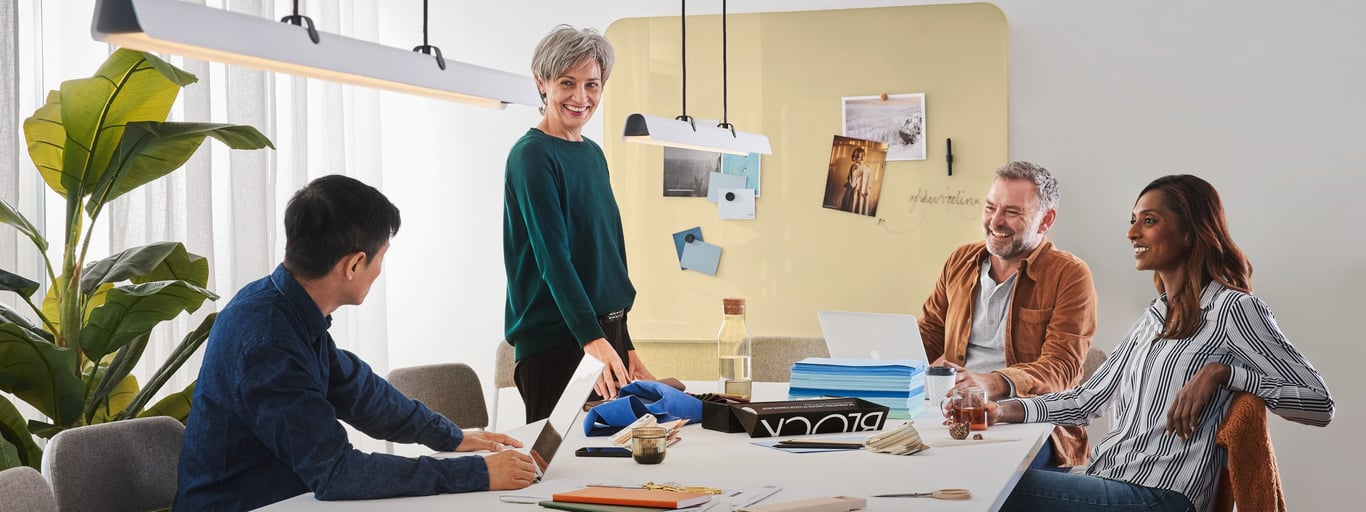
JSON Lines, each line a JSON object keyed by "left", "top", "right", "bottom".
{"left": 817, "top": 310, "right": 927, "bottom": 361}
{"left": 503, "top": 356, "right": 604, "bottom": 477}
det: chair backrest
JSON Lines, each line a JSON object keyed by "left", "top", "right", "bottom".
{"left": 389, "top": 363, "right": 490, "bottom": 429}
{"left": 1082, "top": 346, "right": 1108, "bottom": 382}
{"left": 752, "top": 336, "right": 831, "bottom": 382}
{"left": 0, "top": 466, "right": 57, "bottom": 512}
{"left": 41, "top": 416, "right": 184, "bottom": 512}
{"left": 494, "top": 340, "right": 516, "bottom": 390}
{"left": 490, "top": 341, "right": 518, "bottom": 430}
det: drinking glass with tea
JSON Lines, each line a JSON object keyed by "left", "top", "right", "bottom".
{"left": 961, "top": 386, "right": 989, "bottom": 431}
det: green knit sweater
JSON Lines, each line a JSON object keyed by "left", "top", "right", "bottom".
{"left": 503, "top": 128, "right": 635, "bottom": 360}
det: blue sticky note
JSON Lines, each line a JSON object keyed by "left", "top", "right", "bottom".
{"left": 671, "top": 227, "right": 704, "bottom": 268}
{"left": 680, "top": 240, "right": 722, "bottom": 275}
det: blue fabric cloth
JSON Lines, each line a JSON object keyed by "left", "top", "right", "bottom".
{"left": 583, "top": 381, "right": 703, "bottom": 436}
{"left": 175, "top": 265, "right": 489, "bottom": 511}
{"left": 1002, "top": 469, "right": 1195, "bottom": 512}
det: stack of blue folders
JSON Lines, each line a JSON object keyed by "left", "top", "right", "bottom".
{"left": 787, "top": 358, "right": 928, "bottom": 420}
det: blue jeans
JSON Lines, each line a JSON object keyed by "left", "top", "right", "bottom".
{"left": 1002, "top": 469, "right": 1195, "bottom": 512}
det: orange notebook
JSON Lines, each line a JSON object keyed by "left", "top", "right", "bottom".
{"left": 552, "top": 487, "right": 713, "bottom": 509}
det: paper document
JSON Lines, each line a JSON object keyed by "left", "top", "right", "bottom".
{"left": 717, "top": 188, "right": 756, "bottom": 220}
{"left": 707, "top": 173, "right": 747, "bottom": 203}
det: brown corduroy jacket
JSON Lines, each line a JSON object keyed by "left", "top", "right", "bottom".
{"left": 920, "top": 238, "right": 1097, "bottom": 466}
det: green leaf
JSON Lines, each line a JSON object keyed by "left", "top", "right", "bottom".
{"left": 86, "top": 121, "right": 274, "bottom": 216}
{"left": 122, "top": 313, "right": 214, "bottom": 420}
{"left": 137, "top": 381, "right": 196, "bottom": 422}
{"left": 0, "top": 324, "right": 85, "bottom": 426}
{"left": 90, "top": 373, "right": 139, "bottom": 425}
{"left": 0, "top": 268, "right": 40, "bottom": 299}
{"left": 22, "top": 90, "right": 66, "bottom": 197}
{"left": 0, "top": 394, "right": 43, "bottom": 469}
{"left": 85, "top": 333, "right": 148, "bottom": 423}
{"left": 0, "top": 196, "right": 48, "bottom": 253}
{"left": 25, "top": 420, "right": 61, "bottom": 439}
{"left": 54, "top": 49, "right": 194, "bottom": 201}
{"left": 0, "top": 303, "right": 54, "bottom": 343}
{"left": 79, "top": 242, "right": 210, "bottom": 294}
{"left": 0, "top": 272, "right": 39, "bottom": 304}
{"left": 0, "top": 436, "right": 19, "bottom": 470}
{"left": 41, "top": 281, "right": 113, "bottom": 339}
{"left": 78, "top": 280, "right": 217, "bottom": 365}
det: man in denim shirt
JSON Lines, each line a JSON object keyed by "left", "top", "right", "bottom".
{"left": 176, "top": 175, "right": 537, "bottom": 510}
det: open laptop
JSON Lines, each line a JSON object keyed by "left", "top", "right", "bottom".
{"left": 817, "top": 310, "right": 927, "bottom": 362}
{"left": 501, "top": 356, "right": 604, "bottom": 479}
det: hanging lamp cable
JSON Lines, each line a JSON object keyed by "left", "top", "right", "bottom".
{"left": 717, "top": 0, "right": 736, "bottom": 137}
{"left": 279, "top": 0, "right": 320, "bottom": 44}
{"left": 412, "top": 0, "right": 447, "bottom": 70}
{"left": 675, "top": 0, "right": 696, "bottom": 131}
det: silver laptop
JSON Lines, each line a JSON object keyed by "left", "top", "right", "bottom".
{"left": 817, "top": 310, "right": 927, "bottom": 361}
{"left": 501, "top": 356, "right": 604, "bottom": 479}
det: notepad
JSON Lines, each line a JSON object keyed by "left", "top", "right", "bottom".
{"left": 539, "top": 501, "right": 670, "bottom": 512}
{"left": 552, "top": 487, "right": 713, "bottom": 509}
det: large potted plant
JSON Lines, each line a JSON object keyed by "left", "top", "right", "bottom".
{"left": 0, "top": 49, "right": 273, "bottom": 470}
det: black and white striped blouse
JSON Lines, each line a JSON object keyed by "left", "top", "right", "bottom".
{"left": 1011, "top": 282, "right": 1334, "bottom": 511}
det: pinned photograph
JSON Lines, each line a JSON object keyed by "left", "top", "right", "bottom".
{"left": 662, "top": 147, "right": 721, "bottom": 197}
{"left": 842, "top": 93, "right": 926, "bottom": 161}
{"left": 822, "top": 136, "right": 888, "bottom": 217}
{"left": 722, "top": 152, "right": 761, "bottom": 197}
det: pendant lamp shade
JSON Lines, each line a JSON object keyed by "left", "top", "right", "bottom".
{"left": 91, "top": 0, "right": 540, "bottom": 109}
{"left": 622, "top": 1, "right": 770, "bottom": 156}
{"left": 623, "top": 114, "right": 771, "bottom": 156}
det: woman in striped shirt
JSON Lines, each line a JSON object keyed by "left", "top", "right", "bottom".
{"left": 990, "top": 174, "right": 1334, "bottom": 511}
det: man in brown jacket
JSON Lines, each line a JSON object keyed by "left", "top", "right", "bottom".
{"left": 919, "top": 161, "right": 1097, "bottom": 467}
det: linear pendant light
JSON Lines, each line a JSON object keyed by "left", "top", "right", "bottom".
{"left": 91, "top": 0, "right": 540, "bottom": 109}
{"left": 622, "top": 0, "right": 771, "bottom": 155}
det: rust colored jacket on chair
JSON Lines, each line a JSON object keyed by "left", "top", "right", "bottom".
{"left": 920, "top": 239, "right": 1097, "bottom": 466}
{"left": 1213, "top": 392, "right": 1287, "bottom": 512}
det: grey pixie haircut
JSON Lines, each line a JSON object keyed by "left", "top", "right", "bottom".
{"left": 531, "top": 25, "right": 615, "bottom": 113}
{"left": 994, "top": 161, "right": 1060, "bottom": 212}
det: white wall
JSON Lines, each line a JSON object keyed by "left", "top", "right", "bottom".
{"left": 377, "top": 1, "right": 1364, "bottom": 509}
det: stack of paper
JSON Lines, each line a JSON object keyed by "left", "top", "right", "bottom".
{"left": 787, "top": 358, "right": 927, "bottom": 419}
{"left": 864, "top": 422, "right": 930, "bottom": 455}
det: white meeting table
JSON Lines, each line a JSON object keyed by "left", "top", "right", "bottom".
{"left": 258, "top": 383, "right": 1051, "bottom": 512}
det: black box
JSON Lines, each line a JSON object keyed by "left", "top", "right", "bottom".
{"left": 701, "top": 397, "right": 889, "bottom": 438}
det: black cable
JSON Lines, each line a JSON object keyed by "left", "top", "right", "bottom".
{"left": 280, "top": 0, "right": 319, "bottom": 44}
{"left": 412, "top": 0, "right": 445, "bottom": 70}
{"left": 680, "top": 0, "right": 687, "bottom": 120}
{"left": 720, "top": 0, "right": 729, "bottom": 129}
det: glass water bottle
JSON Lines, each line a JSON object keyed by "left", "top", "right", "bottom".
{"left": 717, "top": 297, "right": 753, "bottom": 399}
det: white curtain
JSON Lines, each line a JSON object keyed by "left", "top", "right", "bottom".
{"left": 7, "top": 0, "right": 392, "bottom": 450}
{"left": 1, "top": 0, "right": 20, "bottom": 285}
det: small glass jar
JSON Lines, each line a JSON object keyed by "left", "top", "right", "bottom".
{"left": 631, "top": 426, "right": 668, "bottom": 465}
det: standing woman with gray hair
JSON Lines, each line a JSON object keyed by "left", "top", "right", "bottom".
{"left": 503, "top": 25, "right": 656, "bottom": 422}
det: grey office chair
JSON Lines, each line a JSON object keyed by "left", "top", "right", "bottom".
{"left": 1082, "top": 346, "right": 1108, "bottom": 382}
{"left": 1081, "top": 346, "right": 1113, "bottom": 445}
{"left": 751, "top": 336, "right": 831, "bottom": 382}
{"left": 41, "top": 415, "right": 184, "bottom": 512}
{"left": 0, "top": 466, "right": 57, "bottom": 512}
{"left": 490, "top": 341, "right": 518, "bottom": 430}
{"left": 388, "top": 363, "right": 490, "bottom": 429}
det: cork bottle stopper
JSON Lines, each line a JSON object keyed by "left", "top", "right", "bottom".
{"left": 723, "top": 297, "right": 746, "bottom": 315}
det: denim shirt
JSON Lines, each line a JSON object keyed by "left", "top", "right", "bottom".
{"left": 175, "top": 265, "right": 488, "bottom": 510}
